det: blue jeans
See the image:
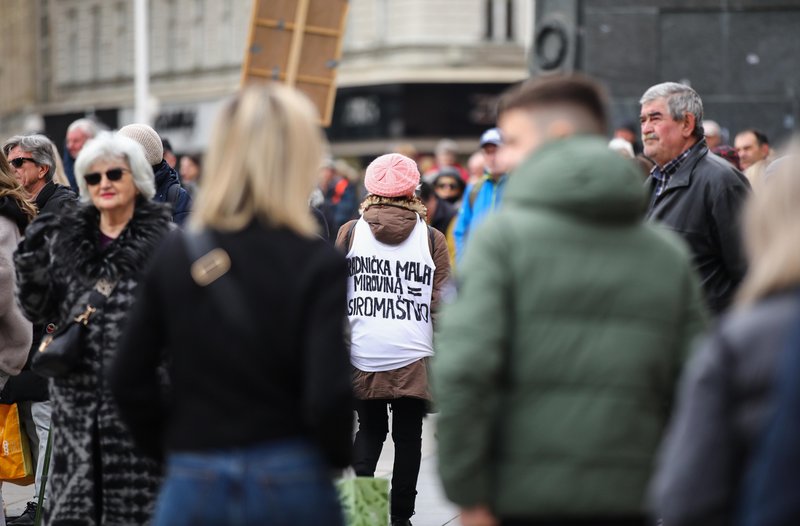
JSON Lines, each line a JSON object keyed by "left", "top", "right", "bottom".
{"left": 153, "top": 439, "right": 344, "bottom": 526}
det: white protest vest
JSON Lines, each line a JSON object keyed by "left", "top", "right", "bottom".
{"left": 346, "top": 215, "right": 436, "bottom": 372}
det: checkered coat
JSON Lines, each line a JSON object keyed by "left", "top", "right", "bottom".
{"left": 15, "top": 199, "right": 172, "bottom": 525}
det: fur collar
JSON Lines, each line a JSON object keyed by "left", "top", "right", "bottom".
{"left": 359, "top": 194, "right": 428, "bottom": 220}
{"left": 55, "top": 198, "right": 172, "bottom": 282}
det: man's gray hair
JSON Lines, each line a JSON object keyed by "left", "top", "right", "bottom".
{"left": 2, "top": 134, "right": 57, "bottom": 182}
{"left": 67, "top": 118, "right": 99, "bottom": 137}
{"left": 74, "top": 132, "right": 156, "bottom": 202}
{"left": 640, "top": 82, "right": 704, "bottom": 139}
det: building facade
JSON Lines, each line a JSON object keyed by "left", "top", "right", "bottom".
{"left": 0, "top": 0, "right": 530, "bottom": 157}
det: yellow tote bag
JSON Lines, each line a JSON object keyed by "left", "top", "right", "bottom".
{"left": 0, "top": 403, "right": 34, "bottom": 486}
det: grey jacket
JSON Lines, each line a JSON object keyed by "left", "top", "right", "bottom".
{"left": 650, "top": 289, "right": 800, "bottom": 526}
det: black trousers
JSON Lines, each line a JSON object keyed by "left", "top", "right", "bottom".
{"left": 352, "top": 397, "right": 427, "bottom": 520}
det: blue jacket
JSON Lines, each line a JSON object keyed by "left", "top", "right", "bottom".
{"left": 453, "top": 174, "right": 507, "bottom": 261}
{"left": 61, "top": 145, "right": 80, "bottom": 193}
{"left": 153, "top": 160, "right": 192, "bottom": 226}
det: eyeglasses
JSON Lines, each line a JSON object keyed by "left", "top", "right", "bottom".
{"left": 84, "top": 167, "right": 129, "bottom": 186}
{"left": 436, "top": 183, "right": 459, "bottom": 190}
{"left": 9, "top": 157, "right": 37, "bottom": 169}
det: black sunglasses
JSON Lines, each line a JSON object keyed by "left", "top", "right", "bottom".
{"left": 9, "top": 157, "right": 37, "bottom": 169}
{"left": 84, "top": 167, "right": 128, "bottom": 186}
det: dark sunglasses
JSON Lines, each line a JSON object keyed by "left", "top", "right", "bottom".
{"left": 9, "top": 157, "right": 37, "bottom": 169}
{"left": 84, "top": 167, "right": 129, "bottom": 186}
{"left": 436, "top": 183, "right": 459, "bottom": 190}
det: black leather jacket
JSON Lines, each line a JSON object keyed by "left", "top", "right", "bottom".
{"left": 646, "top": 141, "right": 751, "bottom": 314}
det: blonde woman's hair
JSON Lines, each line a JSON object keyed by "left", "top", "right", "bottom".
{"left": 190, "top": 83, "right": 324, "bottom": 235}
{"left": 0, "top": 153, "right": 37, "bottom": 221}
{"left": 737, "top": 144, "right": 800, "bottom": 304}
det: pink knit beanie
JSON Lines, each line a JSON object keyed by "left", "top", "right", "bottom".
{"left": 364, "top": 153, "right": 420, "bottom": 198}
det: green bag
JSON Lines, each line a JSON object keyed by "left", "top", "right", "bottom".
{"left": 336, "top": 476, "right": 389, "bottom": 526}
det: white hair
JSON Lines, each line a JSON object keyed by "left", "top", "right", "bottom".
{"left": 704, "top": 119, "right": 721, "bottom": 137}
{"left": 2, "top": 134, "right": 57, "bottom": 181}
{"left": 608, "top": 137, "right": 635, "bottom": 159}
{"left": 74, "top": 132, "right": 156, "bottom": 202}
{"left": 640, "top": 82, "right": 704, "bottom": 139}
{"left": 67, "top": 118, "right": 99, "bottom": 137}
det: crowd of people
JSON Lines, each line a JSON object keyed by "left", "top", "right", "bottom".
{"left": 0, "top": 73, "right": 797, "bottom": 526}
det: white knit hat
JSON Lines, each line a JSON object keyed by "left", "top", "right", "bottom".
{"left": 117, "top": 124, "right": 163, "bottom": 166}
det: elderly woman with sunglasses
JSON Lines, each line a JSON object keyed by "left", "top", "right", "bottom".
{"left": 14, "top": 132, "right": 172, "bottom": 525}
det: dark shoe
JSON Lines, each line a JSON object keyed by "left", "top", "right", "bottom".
{"left": 8, "top": 501, "right": 37, "bottom": 525}
{"left": 390, "top": 517, "right": 412, "bottom": 526}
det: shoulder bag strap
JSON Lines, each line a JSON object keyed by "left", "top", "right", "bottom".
{"left": 182, "top": 229, "right": 253, "bottom": 336}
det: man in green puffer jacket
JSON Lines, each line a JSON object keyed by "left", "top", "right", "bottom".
{"left": 434, "top": 75, "right": 708, "bottom": 526}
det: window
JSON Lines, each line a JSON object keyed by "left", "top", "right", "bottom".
{"left": 485, "top": 0, "right": 513, "bottom": 42}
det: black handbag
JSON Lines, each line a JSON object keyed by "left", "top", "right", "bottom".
{"left": 32, "top": 279, "right": 117, "bottom": 378}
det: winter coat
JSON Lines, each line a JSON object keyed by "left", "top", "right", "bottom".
{"left": 322, "top": 176, "right": 359, "bottom": 241}
{"left": 153, "top": 160, "right": 192, "bottom": 226}
{"left": 650, "top": 289, "right": 800, "bottom": 526}
{"left": 646, "top": 140, "right": 750, "bottom": 314}
{"left": 0, "top": 197, "right": 32, "bottom": 378}
{"left": 1, "top": 182, "right": 77, "bottom": 404}
{"left": 434, "top": 136, "right": 708, "bottom": 520}
{"left": 36, "top": 181, "right": 78, "bottom": 215}
{"left": 739, "top": 313, "right": 800, "bottom": 526}
{"left": 14, "top": 199, "right": 172, "bottom": 525}
{"left": 336, "top": 198, "right": 450, "bottom": 402}
{"left": 110, "top": 221, "right": 354, "bottom": 469}
{"left": 453, "top": 174, "right": 508, "bottom": 261}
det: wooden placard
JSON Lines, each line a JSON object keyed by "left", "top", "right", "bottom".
{"left": 241, "top": 0, "right": 349, "bottom": 126}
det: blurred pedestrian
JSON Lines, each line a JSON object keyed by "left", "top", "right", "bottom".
{"left": 641, "top": 82, "right": 750, "bottom": 315}
{"left": 651, "top": 149, "right": 800, "bottom": 526}
{"left": 118, "top": 124, "right": 193, "bottom": 226}
{"left": 336, "top": 153, "right": 450, "bottom": 526}
{"left": 735, "top": 129, "right": 774, "bottom": 191}
{"left": 433, "top": 139, "right": 468, "bottom": 181}
{"left": 110, "top": 84, "right": 353, "bottom": 526}
{"left": 63, "top": 118, "right": 99, "bottom": 193}
{"left": 14, "top": 133, "right": 172, "bottom": 525}
{"left": 435, "top": 74, "right": 707, "bottom": 526}
{"left": 0, "top": 152, "right": 36, "bottom": 526}
{"left": 2, "top": 134, "right": 76, "bottom": 525}
{"left": 432, "top": 167, "right": 466, "bottom": 206}
{"left": 711, "top": 144, "right": 741, "bottom": 170}
{"left": 466, "top": 150, "right": 485, "bottom": 186}
{"left": 703, "top": 119, "right": 724, "bottom": 150}
{"left": 453, "top": 127, "right": 507, "bottom": 262}
{"left": 161, "top": 138, "right": 178, "bottom": 170}
{"left": 178, "top": 152, "right": 202, "bottom": 198}
{"left": 320, "top": 157, "right": 359, "bottom": 241}
{"left": 739, "top": 322, "right": 800, "bottom": 526}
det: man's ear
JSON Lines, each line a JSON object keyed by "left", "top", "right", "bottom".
{"left": 39, "top": 164, "right": 49, "bottom": 180}
{"left": 682, "top": 113, "right": 696, "bottom": 138}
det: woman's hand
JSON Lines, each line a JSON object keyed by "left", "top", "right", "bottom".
{"left": 460, "top": 505, "right": 499, "bottom": 526}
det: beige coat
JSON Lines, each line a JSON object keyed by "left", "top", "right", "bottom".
{"left": 0, "top": 215, "right": 32, "bottom": 377}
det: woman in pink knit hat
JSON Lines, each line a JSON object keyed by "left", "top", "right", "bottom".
{"left": 336, "top": 153, "right": 451, "bottom": 526}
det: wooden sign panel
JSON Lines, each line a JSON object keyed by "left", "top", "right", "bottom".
{"left": 242, "top": 0, "right": 349, "bottom": 126}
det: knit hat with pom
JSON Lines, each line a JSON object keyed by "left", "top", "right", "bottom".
{"left": 364, "top": 153, "right": 420, "bottom": 198}
{"left": 117, "top": 124, "right": 163, "bottom": 166}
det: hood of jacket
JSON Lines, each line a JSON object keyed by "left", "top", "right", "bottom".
{"left": 153, "top": 160, "right": 180, "bottom": 191}
{"left": 361, "top": 195, "right": 427, "bottom": 245}
{"left": 505, "top": 135, "right": 647, "bottom": 223}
